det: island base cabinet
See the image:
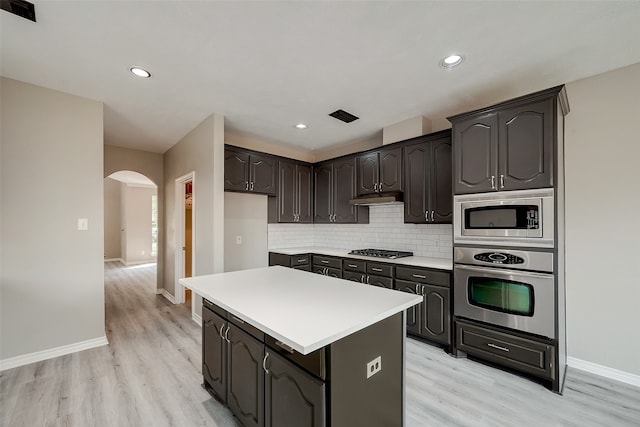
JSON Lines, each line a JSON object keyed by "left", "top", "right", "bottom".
{"left": 202, "top": 305, "right": 227, "bottom": 402}
{"left": 265, "top": 352, "right": 326, "bottom": 427}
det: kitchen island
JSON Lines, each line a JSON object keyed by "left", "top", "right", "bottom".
{"left": 180, "top": 266, "right": 422, "bottom": 427}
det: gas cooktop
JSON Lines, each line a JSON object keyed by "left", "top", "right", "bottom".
{"left": 348, "top": 249, "right": 414, "bottom": 259}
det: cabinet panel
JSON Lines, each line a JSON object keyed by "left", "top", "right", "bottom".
{"left": 422, "top": 284, "right": 450, "bottom": 345}
{"left": 379, "top": 147, "right": 402, "bottom": 192}
{"left": 250, "top": 153, "right": 277, "bottom": 195}
{"left": 343, "top": 259, "right": 366, "bottom": 273}
{"left": 278, "top": 161, "right": 296, "bottom": 222}
{"left": 333, "top": 157, "right": 359, "bottom": 223}
{"left": 297, "top": 164, "right": 313, "bottom": 223}
{"left": 343, "top": 270, "right": 365, "bottom": 283}
{"left": 430, "top": 138, "right": 453, "bottom": 223}
{"left": 313, "top": 163, "right": 332, "bottom": 223}
{"left": 227, "top": 324, "right": 265, "bottom": 427}
{"left": 395, "top": 279, "right": 421, "bottom": 336}
{"left": 265, "top": 352, "right": 326, "bottom": 427}
{"left": 368, "top": 275, "right": 393, "bottom": 289}
{"left": 203, "top": 306, "right": 227, "bottom": 401}
{"left": 453, "top": 113, "right": 497, "bottom": 194}
{"left": 356, "top": 152, "right": 379, "bottom": 196}
{"left": 403, "top": 143, "right": 429, "bottom": 223}
{"left": 224, "top": 149, "right": 250, "bottom": 192}
{"left": 498, "top": 99, "right": 554, "bottom": 190}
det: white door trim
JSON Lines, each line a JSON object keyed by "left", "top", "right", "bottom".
{"left": 174, "top": 172, "right": 195, "bottom": 304}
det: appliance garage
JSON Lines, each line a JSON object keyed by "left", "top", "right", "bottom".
{"left": 449, "top": 85, "right": 569, "bottom": 394}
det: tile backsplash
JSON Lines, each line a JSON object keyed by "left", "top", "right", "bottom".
{"left": 268, "top": 204, "right": 452, "bottom": 259}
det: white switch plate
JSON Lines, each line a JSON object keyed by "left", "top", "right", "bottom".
{"left": 366, "top": 356, "right": 382, "bottom": 379}
{"left": 77, "top": 218, "right": 89, "bottom": 231}
{"left": 236, "top": 236, "right": 242, "bottom": 245}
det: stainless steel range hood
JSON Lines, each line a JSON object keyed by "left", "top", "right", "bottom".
{"left": 349, "top": 191, "right": 403, "bottom": 206}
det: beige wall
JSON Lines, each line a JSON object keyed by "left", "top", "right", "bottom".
{"left": 564, "top": 62, "right": 640, "bottom": 375}
{"left": 163, "top": 114, "right": 225, "bottom": 300}
{"left": 0, "top": 78, "right": 105, "bottom": 360}
{"left": 104, "top": 177, "right": 122, "bottom": 259}
{"left": 122, "top": 185, "right": 156, "bottom": 264}
{"left": 224, "top": 192, "right": 269, "bottom": 272}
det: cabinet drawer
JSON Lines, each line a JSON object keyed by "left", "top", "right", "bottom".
{"left": 456, "top": 320, "right": 555, "bottom": 380}
{"left": 291, "top": 254, "right": 310, "bottom": 266}
{"left": 312, "top": 255, "right": 342, "bottom": 269}
{"left": 395, "top": 266, "right": 450, "bottom": 287}
{"left": 366, "top": 262, "right": 393, "bottom": 278}
{"left": 293, "top": 264, "right": 311, "bottom": 272}
{"left": 343, "top": 270, "right": 366, "bottom": 283}
{"left": 367, "top": 274, "right": 393, "bottom": 289}
{"left": 343, "top": 259, "right": 366, "bottom": 273}
{"left": 265, "top": 335, "right": 327, "bottom": 381}
{"left": 228, "top": 313, "right": 265, "bottom": 341}
{"left": 203, "top": 298, "right": 227, "bottom": 318}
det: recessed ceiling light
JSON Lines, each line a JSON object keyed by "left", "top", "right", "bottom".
{"left": 295, "top": 123, "right": 308, "bottom": 129}
{"left": 130, "top": 67, "right": 151, "bottom": 78}
{"left": 440, "top": 54, "right": 464, "bottom": 68}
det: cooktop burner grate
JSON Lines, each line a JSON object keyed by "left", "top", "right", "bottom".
{"left": 348, "top": 249, "right": 414, "bottom": 259}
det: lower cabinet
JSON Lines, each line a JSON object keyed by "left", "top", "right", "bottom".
{"left": 395, "top": 266, "right": 451, "bottom": 346}
{"left": 312, "top": 255, "right": 342, "bottom": 278}
{"left": 264, "top": 352, "right": 326, "bottom": 427}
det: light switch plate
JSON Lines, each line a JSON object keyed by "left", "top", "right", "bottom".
{"left": 78, "top": 218, "right": 89, "bottom": 231}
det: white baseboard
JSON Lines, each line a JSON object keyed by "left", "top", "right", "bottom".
{"left": 155, "top": 288, "right": 163, "bottom": 295}
{"left": 0, "top": 336, "right": 109, "bottom": 372}
{"left": 122, "top": 259, "right": 156, "bottom": 266}
{"left": 104, "top": 258, "right": 123, "bottom": 263}
{"left": 192, "top": 312, "right": 202, "bottom": 326}
{"left": 161, "top": 289, "right": 176, "bottom": 304}
{"left": 568, "top": 356, "right": 640, "bottom": 388}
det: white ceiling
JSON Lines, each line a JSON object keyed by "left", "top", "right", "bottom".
{"left": 2, "top": 1, "right": 640, "bottom": 154}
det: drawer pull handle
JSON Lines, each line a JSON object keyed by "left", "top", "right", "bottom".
{"left": 487, "top": 343, "right": 510, "bottom": 352}
{"left": 219, "top": 324, "right": 225, "bottom": 340}
{"left": 275, "top": 340, "right": 295, "bottom": 354}
{"left": 348, "top": 264, "right": 358, "bottom": 268}
{"left": 371, "top": 267, "right": 383, "bottom": 272}
{"left": 412, "top": 274, "right": 427, "bottom": 279}
{"left": 263, "top": 352, "right": 270, "bottom": 375}
{"left": 321, "top": 260, "right": 329, "bottom": 264}
{"left": 297, "top": 259, "right": 307, "bottom": 263}
{"left": 231, "top": 315, "right": 245, "bottom": 325}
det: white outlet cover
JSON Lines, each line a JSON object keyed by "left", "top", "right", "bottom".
{"left": 77, "top": 218, "right": 89, "bottom": 231}
{"left": 366, "top": 356, "right": 382, "bottom": 379}
{"left": 236, "top": 236, "right": 242, "bottom": 245}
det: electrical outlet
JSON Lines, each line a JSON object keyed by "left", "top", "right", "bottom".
{"left": 236, "top": 236, "right": 242, "bottom": 245}
{"left": 77, "top": 218, "right": 89, "bottom": 231}
{"left": 366, "top": 356, "right": 381, "bottom": 379}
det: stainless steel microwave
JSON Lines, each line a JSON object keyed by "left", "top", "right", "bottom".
{"left": 454, "top": 189, "right": 555, "bottom": 248}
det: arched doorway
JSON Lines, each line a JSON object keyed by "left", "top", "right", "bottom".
{"left": 104, "top": 171, "right": 158, "bottom": 267}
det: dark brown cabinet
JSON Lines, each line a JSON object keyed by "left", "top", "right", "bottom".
{"left": 449, "top": 86, "right": 568, "bottom": 194}
{"left": 269, "top": 252, "right": 311, "bottom": 271}
{"left": 312, "top": 255, "right": 343, "bottom": 278}
{"left": 395, "top": 266, "right": 451, "bottom": 346}
{"left": 403, "top": 131, "right": 452, "bottom": 224}
{"left": 225, "top": 147, "right": 277, "bottom": 195}
{"left": 313, "top": 157, "right": 368, "bottom": 224}
{"left": 271, "top": 160, "right": 312, "bottom": 223}
{"left": 356, "top": 146, "right": 402, "bottom": 196}
{"left": 202, "top": 303, "right": 227, "bottom": 400}
{"left": 265, "top": 351, "right": 326, "bottom": 427}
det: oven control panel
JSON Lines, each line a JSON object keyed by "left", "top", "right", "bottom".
{"left": 474, "top": 252, "right": 524, "bottom": 265}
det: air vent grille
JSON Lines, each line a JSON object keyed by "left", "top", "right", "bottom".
{"left": 329, "top": 109, "right": 359, "bottom": 123}
{"left": 1, "top": 0, "right": 36, "bottom": 22}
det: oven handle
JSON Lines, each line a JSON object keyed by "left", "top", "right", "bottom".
{"left": 453, "top": 263, "right": 554, "bottom": 279}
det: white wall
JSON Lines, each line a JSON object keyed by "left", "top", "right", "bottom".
{"left": 122, "top": 185, "right": 156, "bottom": 264}
{"left": 224, "top": 192, "right": 269, "bottom": 272}
{"left": 104, "top": 177, "right": 122, "bottom": 259}
{"left": 564, "top": 62, "right": 640, "bottom": 376}
{"left": 0, "top": 78, "right": 105, "bottom": 362}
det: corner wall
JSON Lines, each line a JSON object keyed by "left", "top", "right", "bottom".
{"left": 1, "top": 78, "right": 105, "bottom": 363}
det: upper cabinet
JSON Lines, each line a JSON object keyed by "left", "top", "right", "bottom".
{"left": 356, "top": 146, "right": 402, "bottom": 196}
{"left": 314, "top": 156, "right": 368, "bottom": 224}
{"left": 272, "top": 160, "right": 312, "bottom": 223}
{"left": 449, "top": 86, "right": 569, "bottom": 194}
{"left": 225, "top": 146, "right": 277, "bottom": 195}
{"left": 403, "top": 131, "right": 453, "bottom": 224}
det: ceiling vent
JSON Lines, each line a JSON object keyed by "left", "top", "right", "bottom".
{"left": 1, "top": 0, "right": 36, "bottom": 22}
{"left": 329, "top": 109, "right": 359, "bottom": 124}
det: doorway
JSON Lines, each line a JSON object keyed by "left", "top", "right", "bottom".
{"left": 175, "top": 172, "right": 195, "bottom": 306}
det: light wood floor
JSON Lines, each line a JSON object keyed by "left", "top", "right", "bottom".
{"left": 1, "top": 262, "right": 638, "bottom": 426}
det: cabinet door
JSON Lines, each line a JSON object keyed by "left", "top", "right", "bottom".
{"left": 498, "top": 98, "right": 554, "bottom": 190}
{"left": 265, "top": 351, "right": 326, "bottom": 427}
{"left": 333, "top": 157, "right": 359, "bottom": 223}
{"left": 343, "top": 270, "right": 365, "bottom": 283}
{"left": 356, "top": 152, "right": 379, "bottom": 196}
{"left": 202, "top": 307, "right": 227, "bottom": 401}
{"left": 278, "top": 160, "right": 296, "bottom": 222}
{"left": 227, "top": 324, "right": 265, "bottom": 427}
{"left": 452, "top": 113, "right": 498, "bottom": 194}
{"left": 367, "top": 275, "right": 393, "bottom": 289}
{"left": 395, "top": 280, "right": 421, "bottom": 336}
{"left": 325, "top": 267, "right": 342, "bottom": 279}
{"left": 421, "top": 284, "right": 451, "bottom": 345}
{"left": 379, "top": 146, "right": 402, "bottom": 192}
{"left": 430, "top": 138, "right": 453, "bottom": 223}
{"left": 403, "top": 142, "right": 429, "bottom": 223}
{"left": 250, "top": 153, "right": 277, "bottom": 195}
{"left": 296, "top": 164, "right": 313, "bottom": 223}
{"left": 313, "top": 163, "right": 332, "bottom": 223}
{"left": 225, "top": 149, "right": 250, "bottom": 192}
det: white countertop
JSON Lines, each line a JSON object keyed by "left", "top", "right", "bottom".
{"left": 180, "top": 266, "right": 422, "bottom": 355}
{"left": 270, "top": 247, "right": 453, "bottom": 270}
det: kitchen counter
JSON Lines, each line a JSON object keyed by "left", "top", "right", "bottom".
{"left": 269, "top": 246, "right": 453, "bottom": 270}
{"left": 179, "top": 265, "right": 421, "bottom": 354}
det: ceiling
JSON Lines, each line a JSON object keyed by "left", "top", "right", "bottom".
{"left": 2, "top": 1, "right": 640, "bottom": 155}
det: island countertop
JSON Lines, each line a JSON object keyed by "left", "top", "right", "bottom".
{"left": 180, "top": 266, "right": 422, "bottom": 355}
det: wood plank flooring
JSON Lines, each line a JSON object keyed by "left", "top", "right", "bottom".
{"left": 1, "top": 261, "right": 639, "bottom": 426}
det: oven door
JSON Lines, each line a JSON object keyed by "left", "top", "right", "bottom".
{"left": 454, "top": 264, "right": 555, "bottom": 339}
